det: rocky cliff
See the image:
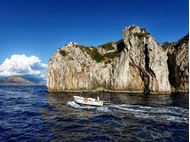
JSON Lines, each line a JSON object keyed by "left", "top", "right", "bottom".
{"left": 47, "top": 25, "right": 188, "bottom": 93}
{"left": 163, "top": 34, "right": 189, "bottom": 92}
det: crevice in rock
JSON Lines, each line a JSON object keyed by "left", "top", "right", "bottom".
{"left": 116, "top": 40, "right": 125, "bottom": 53}
{"left": 167, "top": 53, "right": 180, "bottom": 88}
{"left": 143, "top": 43, "right": 150, "bottom": 94}
{"left": 144, "top": 44, "right": 150, "bottom": 72}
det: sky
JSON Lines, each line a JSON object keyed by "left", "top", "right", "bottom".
{"left": 0, "top": 0, "right": 188, "bottom": 79}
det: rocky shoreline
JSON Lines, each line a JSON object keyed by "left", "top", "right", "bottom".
{"left": 47, "top": 89, "right": 173, "bottom": 95}
{"left": 47, "top": 25, "right": 189, "bottom": 94}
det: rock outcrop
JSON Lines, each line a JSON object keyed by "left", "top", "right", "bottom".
{"left": 47, "top": 25, "right": 187, "bottom": 93}
{"left": 163, "top": 34, "right": 189, "bottom": 92}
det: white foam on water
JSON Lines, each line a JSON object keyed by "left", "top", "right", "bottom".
{"left": 66, "top": 101, "right": 111, "bottom": 113}
{"left": 96, "top": 106, "right": 111, "bottom": 113}
{"left": 66, "top": 101, "right": 95, "bottom": 109}
{"left": 66, "top": 101, "right": 188, "bottom": 124}
{"left": 112, "top": 105, "right": 148, "bottom": 113}
{"left": 113, "top": 104, "right": 188, "bottom": 124}
{"left": 66, "top": 101, "right": 81, "bottom": 108}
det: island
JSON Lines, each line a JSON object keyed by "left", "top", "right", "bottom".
{"left": 47, "top": 25, "right": 189, "bottom": 94}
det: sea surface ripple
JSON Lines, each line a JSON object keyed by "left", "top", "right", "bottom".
{"left": 0, "top": 85, "right": 188, "bottom": 142}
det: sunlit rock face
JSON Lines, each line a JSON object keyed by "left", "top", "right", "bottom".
{"left": 121, "top": 26, "right": 171, "bottom": 93}
{"left": 163, "top": 34, "right": 189, "bottom": 92}
{"left": 47, "top": 25, "right": 176, "bottom": 93}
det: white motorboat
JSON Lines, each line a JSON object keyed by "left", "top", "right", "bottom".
{"left": 73, "top": 96, "right": 103, "bottom": 107}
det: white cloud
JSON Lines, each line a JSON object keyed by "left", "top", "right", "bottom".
{"left": 0, "top": 54, "right": 47, "bottom": 79}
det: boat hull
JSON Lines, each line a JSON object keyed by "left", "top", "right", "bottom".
{"left": 73, "top": 96, "right": 103, "bottom": 107}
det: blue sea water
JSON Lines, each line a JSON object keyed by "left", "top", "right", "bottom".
{"left": 0, "top": 85, "right": 188, "bottom": 142}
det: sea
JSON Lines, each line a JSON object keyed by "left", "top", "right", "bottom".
{"left": 0, "top": 85, "right": 188, "bottom": 142}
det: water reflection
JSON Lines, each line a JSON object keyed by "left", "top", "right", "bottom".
{"left": 47, "top": 92, "right": 188, "bottom": 107}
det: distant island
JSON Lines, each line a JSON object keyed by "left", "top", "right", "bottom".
{"left": 47, "top": 25, "right": 189, "bottom": 94}
{"left": 0, "top": 75, "right": 44, "bottom": 85}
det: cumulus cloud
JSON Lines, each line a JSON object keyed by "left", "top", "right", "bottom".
{"left": 0, "top": 54, "right": 47, "bottom": 80}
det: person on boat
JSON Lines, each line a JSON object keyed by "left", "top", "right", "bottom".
{"left": 96, "top": 97, "right": 99, "bottom": 101}
{"left": 84, "top": 97, "right": 88, "bottom": 102}
{"left": 80, "top": 91, "right": 83, "bottom": 96}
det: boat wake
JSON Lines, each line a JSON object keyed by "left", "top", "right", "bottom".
{"left": 66, "top": 101, "right": 188, "bottom": 124}
{"left": 66, "top": 101, "right": 110, "bottom": 112}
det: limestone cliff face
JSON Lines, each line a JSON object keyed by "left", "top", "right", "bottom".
{"left": 163, "top": 34, "right": 189, "bottom": 92}
{"left": 47, "top": 25, "right": 174, "bottom": 93}
{"left": 121, "top": 26, "right": 171, "bottom": 93}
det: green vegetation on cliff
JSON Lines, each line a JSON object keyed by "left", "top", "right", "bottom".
{"left": 79, "top": 46, "right": 105, "bottom": 62}
{"left": 128, "top": 26, "right": 150, "bottom": 39}
{"left": 128, "top": 25, "right": 136, "bottom": 31}
{"left": 134, "top": 28, "right": 150, "bottom": 39}
{"left": 90, "top": 48, "right": 104, "bottom": 62}
{"left": 79, "top": 45, "right": 119, "bottom": 63}
{"left": 104, "top": 51, "right": 119, "bottom": 59}
{"left": 99, "top": 42, "right": 115, "bottom": 51}
{"left": 59, "top": 50, "right": 67, "bottom": 56}
{"left": 162, "top": 33, "right": 189, "bottom": 49}
{"left": 175, "top": 34, "right": 189, "bottom": 47}
{"left": 59, "top": 42, "right": 121, "bottom": 63}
